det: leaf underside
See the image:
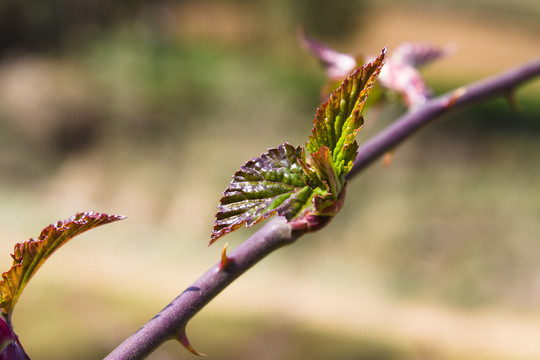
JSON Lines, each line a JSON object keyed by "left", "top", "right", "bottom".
{"left": 0, "top": 212, "right": 125, "bottom": 319}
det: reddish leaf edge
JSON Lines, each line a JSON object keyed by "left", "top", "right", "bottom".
{"left": 0, "top": 211, "right": 126, "bottom": 320}
{"left": 210, "top": 143, "right": 312, "bottom": 245}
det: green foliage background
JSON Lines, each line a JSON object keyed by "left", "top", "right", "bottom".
{"left": 0, "top": 0, "right": 539, "bottom": 359}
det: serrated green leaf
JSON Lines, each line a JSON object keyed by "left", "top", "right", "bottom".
{"left": 211, "top": 49, "right": 387, "bottom": 242}
{"left": 0, "top": 212, "right": 125, "bottom": 319}
{"left": 306, "top": 48, "right": 387, "bottom": 183}
{"left": 211, "top": 143, "right": 329, "bottom": 245}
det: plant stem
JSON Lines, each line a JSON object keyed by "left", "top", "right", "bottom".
{"left": 104, "top": 57, "right": 540, "bottom": 360}
{"left": 104, "top": 217, "right": 297, "bottom": 360}
{"left": 347, "top": 56, "right": 540, "bottom": 178}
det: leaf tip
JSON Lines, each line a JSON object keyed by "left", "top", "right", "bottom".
{"left": 208, "top": 228, "right": 227, "bottom": 246}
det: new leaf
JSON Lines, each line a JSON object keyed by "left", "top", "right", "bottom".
{"left": 306, "top": 48, "right": 387, "bottom": 188}
{"left": 211, "top": 143, "right": 327, "bottom": 245}
{"left": 0, "top": 212, "right": 125, "bottom": 320}
{"left": 212, "top": 48, "right": 387, "bottom": 243}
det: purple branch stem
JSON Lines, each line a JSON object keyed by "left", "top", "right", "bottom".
{"left": 104, "top": 218, "right": 297, "bottom": 360}
{"left": 104, "top": 57, "right": 540, "bottom": 360}
{"left": 347, "top": 57, "right": 540, "bottom": 178}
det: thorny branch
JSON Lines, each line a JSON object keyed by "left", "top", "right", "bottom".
{"left": 104, "top": 56, "right": 540, "bottom": 360}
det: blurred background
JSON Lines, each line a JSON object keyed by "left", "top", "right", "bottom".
{"left": 0, "top": 0, "right": 539, "bottom": 359}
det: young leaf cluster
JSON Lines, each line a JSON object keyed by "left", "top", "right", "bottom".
{"left": 211, "top": 48, "right": 387, "bottom": 244}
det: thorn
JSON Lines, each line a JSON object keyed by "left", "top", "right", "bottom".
{"left": 176, "top": 329, "right": 205, "bottom": 357}
{"left": 219, "top": 243, "right": 231, "bottom": 270}
{"left": 382, "top": 152, "right": 393, "bottom": 167}
{"left": 504, "top": 90, "right": 523, "bottom": 112}
{"left": 446, "top": 87, "right": 467, "bottom": 108}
